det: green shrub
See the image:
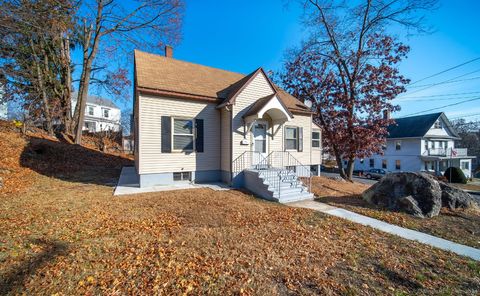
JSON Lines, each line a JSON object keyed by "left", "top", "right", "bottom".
{"left": 443, "top": 167, "right": 467, "bottom": 184}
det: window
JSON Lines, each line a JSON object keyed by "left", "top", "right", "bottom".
{"left": 312, "top": 131, "right": 320, "bottom": 148}
{"left": 461, "top": 162, "right": 470, "bottom": 170}
{"left": 424, "top": 161, "right": 434, "bottom": 171}
{"left": 395, "top": 140, "right": 401, "bottom": 150}
{"left": 424, "top": 140, "right": 428, "bottom": 151}
{"left": 84, "top": 121, "right": 96, "bottom": 132}
{"left": 360, "top": 159, "right": 364, "bottom": 164}
{"left": 173, "top": 171, "right": 191, "bottom": 181}
{"left": 369, "top": 159, "right": 374, "bottom": 168}
{"left": 87, "top": 106, "right": 94, "bottom": 116}
{"left": 382, "top": 145, "right": 387, "bottom": 151}
{"left": 310, "top": 165, "right": 319, "bottom": 176}
{"left": 382, "top": 159, "right": 387, "bottom": 169}
{"left": 173, "top": 118, "right": 194, "bottom": 151}
{"left": 285, "top": 127, "right": 298, "bottom": 150}
{"left": 102, "top": 108, "right": 110, "bottom": 118}
{"left": 286, "top": 165, "right": 296, "bottom": 173}
{"left": 434, "top": 120, "right": 442, "bottom": 129}
{"left": 395, "top": 160, "right": 401, "bottom": 170}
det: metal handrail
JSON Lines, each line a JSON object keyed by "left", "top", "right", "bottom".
{"left": 231, "top": 150, "right": 314, "bottom": 197}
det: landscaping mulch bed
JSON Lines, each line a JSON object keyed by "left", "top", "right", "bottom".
{"left": 312, "top": 176, "right": 480, "bottom": 249}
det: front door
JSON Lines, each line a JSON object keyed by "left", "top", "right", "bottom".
{"left": 252, "top": 121, "right": 268, "bottom": 166}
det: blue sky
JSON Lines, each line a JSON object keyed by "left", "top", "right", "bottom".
{"left": 114, "top": 0, "right": 480, "bottom": 121}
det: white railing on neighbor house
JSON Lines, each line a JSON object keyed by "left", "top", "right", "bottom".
{"left": 423, "top": 148, "right": 468, "bottom": 157}
{"left": 231, "top": 150, "right": 313, "bottom": 194}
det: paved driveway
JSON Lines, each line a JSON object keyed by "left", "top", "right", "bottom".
{"left": 320, "top": 172, "right": 378, "bottom": 185}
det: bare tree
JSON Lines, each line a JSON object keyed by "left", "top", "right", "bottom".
{"left": 73, "top": 0, "right": 184, "bottom": 144}
{"left": 281, "top": 0, "right": 437, "bottom": 180}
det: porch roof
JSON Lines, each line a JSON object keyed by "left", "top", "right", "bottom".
{"left": 243, "top": 94, "right": 293, "bottom": 122}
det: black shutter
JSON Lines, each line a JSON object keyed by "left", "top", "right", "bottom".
{"left": 195, "top": 119, "right": 204, "bottom": 153}
{"left": 298, "top": 127, "right": 303, "bottom": 152}
{"left": 161, "top": 116, "right": 171, "bottom": 153}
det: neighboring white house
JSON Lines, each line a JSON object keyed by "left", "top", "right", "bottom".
{"left": 133, "top": 47, "right": 322, "bottom": 202}
{"left": 72, "top": 94, "right": 121, "bottom": 132}
{"left": 354, "top": 112, "right": 475, "bottom": 178}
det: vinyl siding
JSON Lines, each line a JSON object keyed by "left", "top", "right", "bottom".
{"left": 354, "top": 139, "right": 422, "bottom": 172}
{"left": 232, "top": 73, "right": 275, "bottom": 160}
{"left": 138, "top": 94, "right": 221, "bottom": 174}
{"left": 220, "top": 107, "right": 231, "bottom": 172}
{"left": 231, "top": 72, "right": 319, "bottom": 166}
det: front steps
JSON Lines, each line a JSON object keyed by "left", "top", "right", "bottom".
{"left": 244, "top": 169, "right": 314, "bottom": 203}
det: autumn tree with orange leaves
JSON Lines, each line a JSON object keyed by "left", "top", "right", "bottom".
{"left": 279, "top": 0, "right": 437, "bottom": 180}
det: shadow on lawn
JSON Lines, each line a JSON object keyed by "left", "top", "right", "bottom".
{"left": 20, "top": 137, "right": 133, "bottom": 186}
{"left": 0, "top": 238, "right": 68, "bottom": 295}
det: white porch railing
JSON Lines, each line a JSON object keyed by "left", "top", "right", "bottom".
{"left": 423, "top": 147, "right": 468, "bottom": 157}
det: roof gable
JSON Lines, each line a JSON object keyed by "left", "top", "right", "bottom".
{"left": 387, "top": 112, "right": 460, "bottom": 139}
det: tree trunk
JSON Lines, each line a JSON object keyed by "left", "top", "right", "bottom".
{"left": 74, "top": 4, "right": 104, "bottom": 145}
{"left": 60, "top": 34, "right": 72, "bottom": 134}
{"left": 30, "top": 39, "right": 53, "bottom": 135}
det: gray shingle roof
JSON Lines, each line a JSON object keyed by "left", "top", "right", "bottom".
{"left": 387, "top": 112, "right": 459, "bottom": 138}
{"left": 72, "top": 92, "right": 119, "bottom": 109}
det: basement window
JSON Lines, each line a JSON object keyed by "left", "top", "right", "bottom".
{"left": 173, "top": 171, "right": 191, "bottom": 181}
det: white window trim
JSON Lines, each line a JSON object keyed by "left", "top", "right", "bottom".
{"left": 171, "top": 117, "right": 195, "bottom": 152}
{"left": 285, "top": 126, "right": 299, "bottom": 151}
{"left": 312, "top": 129, "right": 321, "bottom": 150}
{"left": 395, "top": 140, "right": 402, "bottom": 151}
{"left": 87, "top": 105, "right": 95, "bottom": 116}
{"left": 102, "top": 107, "right": 110, "bottom": 119}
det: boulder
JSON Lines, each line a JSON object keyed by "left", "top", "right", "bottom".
{"left": 362, "top": 172, "right": 442, "bottom": 218}
{"left": 439, "top": 182, "right": 477, "bottom": 210}
{"left": 362, "top": 172, "right": 478, "bottom": 218}
{"left": 397, "top": 195, "right": 425, "bottom": 218}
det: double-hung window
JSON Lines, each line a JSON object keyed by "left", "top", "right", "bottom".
{"left": 173, "top": 118, "right": 194, "bottom": 151}
{"left": 285, "top": 127, "right": 298, "bottom": 150}
{"left": 312, "top": 130, "right": 320, "bottom": 148}
{"left": 395, "top": 140, "right": 402, "bottom": 151}
{"left": 87, "top": 106, "right": 94, "bottom": 116}
{"left": 102, "top": 108, "right": 110, "bottom": 118}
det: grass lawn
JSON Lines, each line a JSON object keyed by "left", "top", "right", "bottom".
{"left": 312, "top": 176, "right": 480, "bottom": 249}
{"left": 1, "top": 125, "right": 479, "bottom": 294}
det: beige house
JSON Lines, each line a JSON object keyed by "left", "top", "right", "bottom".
{"left": 133, "top": 47, "right": 322, "bottom": 202}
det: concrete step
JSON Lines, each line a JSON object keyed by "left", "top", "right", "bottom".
{"left": 278, "top": 192, "right": 314, "bottom": 203}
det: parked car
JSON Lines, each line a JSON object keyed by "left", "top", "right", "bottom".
{"left": 364, "top": 169, "right": 387, "bottom": 180}
{"left": 353, "top": 169, "right": 364, "bottom": 176}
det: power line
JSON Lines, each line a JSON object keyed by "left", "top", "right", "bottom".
{"left": 400, "top": 95, "right": 480, "bottom": 102}
{"left": 409, "top": 57, "right": 480, "bottom": 86}
{"left": 402, "top": 96, "right": 480, "bottom": 117}
{"left": 397, "top": 91, "right": 480, "bottom": 99}
{"left": 397, "top": 69, "right": 480, "bottom": 99}
{"left": 450, "top": 113, "right": 480, "bottom": 120}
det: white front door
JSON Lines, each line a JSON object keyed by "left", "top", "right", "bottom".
{"left": 252, "top": 121, "right": 268, "bottom": 165}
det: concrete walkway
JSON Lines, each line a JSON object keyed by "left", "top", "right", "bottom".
{"left": 114, "top": 167, "right": 230, "bottom": 196}
{"left": 288, "top": 200, "right": 480, "bottom": 261}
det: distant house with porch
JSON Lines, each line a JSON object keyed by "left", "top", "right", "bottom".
{"left": 354, "top": 112, "right": 475, "bottom": 178}
{"left": 72, "top": 93, "right": 121, "bottom": 132}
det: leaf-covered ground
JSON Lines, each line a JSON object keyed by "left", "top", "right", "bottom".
{"left": 312, "top": 176, "right": 480, "bottom": 249}
{"left": 1, "top": 124, "right": 479, "bottom": 294}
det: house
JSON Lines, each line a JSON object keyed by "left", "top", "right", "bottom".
{"left": 133, "top": 47, "right": 322, "bottom": 202}
{"left": 72, "top": 93, "right": 121, "bottom": 132}
{"left": 353, "top": 112, "right": 475, "bottom": 178}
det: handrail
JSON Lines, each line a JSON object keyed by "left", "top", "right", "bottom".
{"left": 231, "top": 150, "right": 314, "bottom": 196}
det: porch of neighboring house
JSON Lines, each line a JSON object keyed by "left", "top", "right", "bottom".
{"left": 421, "top": 148, "right": 474, "bottom": 178}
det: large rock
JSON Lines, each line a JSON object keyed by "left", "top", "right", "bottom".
{"left": 362, "top": 172, "right": 478, "bottom": 218}
{"left": 439, "top": 182, "right": 477, "bottom": 210}
{"left": 362, "top": 172, "right": 442, "bottom": 218}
